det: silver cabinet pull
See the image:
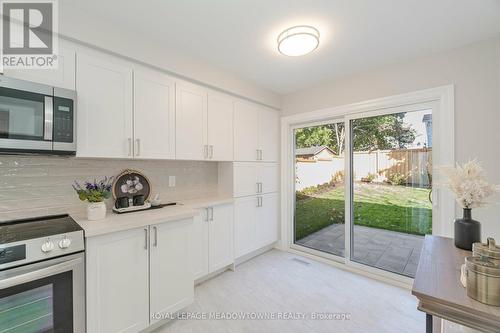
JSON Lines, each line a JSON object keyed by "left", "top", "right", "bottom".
{"left": 153, "top": 226, "right": 158, "bottom": 247}
{"left": 128, "top": 138, "right": 133, "bottom": 156}
{"left": 43, "top": 96, "right": 53, "bottom": 140}
{"left": 144, "top": 228, "right": 148, "bottom": 250}
{"left": 136, "top": 138, "right": 141, "bottom": 156}
{"left": 258, "top": 182, "right": 263, "bottom": 193}
{"left": 210, "top": 207, "right": 214, "bottom": 221}
{"left": 259, "top": 150, "right": 262, "bottom": 161}
{"left": 205, "top": 208, "right": 209, "bottom": 222}
{"left": 256, "top": 197, "right": 261, "bottom": 207}
{"left": 256, "top": 149, "right": 260, "bottom": 160}
{"left": 209, "top": 145, "right": 214, "bottom": 159}
{"left": 204, "top": 145, "right": 208, "bottom": 159}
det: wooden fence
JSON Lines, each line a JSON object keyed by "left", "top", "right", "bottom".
{"left": 295, "top": 148, "right": 432, "bottom": 190}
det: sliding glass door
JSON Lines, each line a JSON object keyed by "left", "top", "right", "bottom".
{"left": 293, "top": 121, "right": 345, "bottom": 257}
{"left": 292, "top": 106, "right": 434, "bottom": 278}
{"left": 349, "top": 109, "right": 433, "bottom": 277}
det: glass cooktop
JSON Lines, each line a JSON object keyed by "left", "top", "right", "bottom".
{"left": 0, "top": 214, "right": 82, "bottom": 244}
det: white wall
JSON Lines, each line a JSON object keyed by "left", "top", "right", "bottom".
{"left": 58, "top": 4, "right": 281, "bottom": 110}
{"left": 283, "top": 37, "right": 500, "bottom": 240}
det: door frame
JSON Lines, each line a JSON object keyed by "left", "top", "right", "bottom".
{"left": 279, "top": 85, "right": 455, "bottom": 284}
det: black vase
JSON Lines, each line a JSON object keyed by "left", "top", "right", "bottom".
{"left": 454, "top": 208, "right": 481, "bottom": 250}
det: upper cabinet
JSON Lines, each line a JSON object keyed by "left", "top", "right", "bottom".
{"left": 134, "top": 69, "right": 175, "bottom": 159}
{"left": 76, "top": 51, "right": 133, "bottom": 158}
{"left": 175, "top": 81, "right": 234, "bottom": 161}
{"left": 207, "top": 92, "right": 234, "bottom": 161}
{"left": 234, "top": 101, "right": 279, "bottom": 162}
{"left": 175, "top": 82, "right": 207, "bottom": 160}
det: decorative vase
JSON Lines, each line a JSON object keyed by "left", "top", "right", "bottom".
{"left": 87, "top": 202, "right": 107, "bottom": 221}
{"left": 454, "top": 208, "right": 481, "bottom": 250}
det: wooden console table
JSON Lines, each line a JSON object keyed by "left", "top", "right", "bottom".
{"left": 412, "top": 235, "right": 500, "bottom": 333}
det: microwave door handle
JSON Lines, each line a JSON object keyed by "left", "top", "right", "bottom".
{"left": 44, "top": 96, "right": 53, "bottom": 141}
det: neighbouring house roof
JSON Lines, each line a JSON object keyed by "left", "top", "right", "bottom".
{"left": 295, "top": 145, "right": 335, "bottom": 157}
{"left": 422, "top": 114, "right": 432, "bottom": 122}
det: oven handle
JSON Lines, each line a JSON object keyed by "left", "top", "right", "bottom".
{"left": 0, "top": 257, "right": 82, "bottom": 290}
{"left": 44, "top": 96, "right": 54, "bottom": 141}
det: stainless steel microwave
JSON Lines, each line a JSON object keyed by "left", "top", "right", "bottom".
{"left": 0, "top": 76, "right": 76, "bottom": 154}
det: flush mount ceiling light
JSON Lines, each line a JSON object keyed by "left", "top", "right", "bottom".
{"left": 277, "top": 25, "right": 320, "bottom": 57}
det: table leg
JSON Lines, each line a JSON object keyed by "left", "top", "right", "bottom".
{"left": 426, "top": 314, "right": 433, "bottom": 333}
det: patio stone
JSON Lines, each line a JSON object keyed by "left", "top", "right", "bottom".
{"left": 296, "top": 224, "right": 424, "bottom": 277}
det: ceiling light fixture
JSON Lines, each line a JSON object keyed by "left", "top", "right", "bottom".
{"left": 277, "top": 25, "right": 320, "bottom": 57}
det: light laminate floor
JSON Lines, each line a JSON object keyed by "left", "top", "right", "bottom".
{"left": 154, "top": 250, "right": 424, "bottom": 333}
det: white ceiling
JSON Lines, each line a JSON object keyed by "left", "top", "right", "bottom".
{"left": 63, "top": 0, "right": 500, "bottom": 95}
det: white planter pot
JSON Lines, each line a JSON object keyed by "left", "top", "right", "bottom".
{"left": 87, "top": 202, "right": 107, "bottom": 221}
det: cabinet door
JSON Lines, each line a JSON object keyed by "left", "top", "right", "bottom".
{"left": 233, "top": 162, "right": 259, "bottom": 197}
{"left": 86, "top": 228, "right": 149, "bottom": 333}
{"left": 192, "top": 210, "right": 209, "bottom": 280}
{"left": 209, "top": 204, "right": 234, "bottom": 272}
{"left": 256, "top": 192, "right": 279, "bottom": 249}
{"left": 234, "top": 196, "right": 258, "bottom": 258}
{"left": 258, "top": 108, "right": 280, "bottom": 162}
{"left": 133, "top": 69, "right": 175, "bottom": 159}
{"left": 150, "top": 219, "right": 194, "bottom": 324}
{"left": 3, "top": 40, "right": 76, "bottom": 90}
{"left": 234, "top": 101, "right": 259, "bottom": 161}
{"left": 259, "top": 163, "right": 279, "bottom": 194}
{"left": 207, "top": 92, "right": 233, "bottom": 161}
{"left": 76, "top": 52, "right": 133, "bottom": 158}
{"left": 175, "top": 82, "right": 207, "bottom": 160}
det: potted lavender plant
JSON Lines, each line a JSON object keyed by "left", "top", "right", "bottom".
{"left": 73, "top": 177, "right": 113, "bottom": 221}
{"left": 440, "top": 160, "right": 499, "bottom": 250}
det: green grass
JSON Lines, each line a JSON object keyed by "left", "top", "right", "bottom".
{"left": 295, "top": 182, "right": 432, "bottom": 241}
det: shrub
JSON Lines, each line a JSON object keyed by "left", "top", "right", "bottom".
{"left": 362, "top": 173, "right": 377, "bottom": 183}
{"left": 332, "top": 170, "right": 345, "bottom": 183}
{"left": 388, "top": 172, "right": 407, "bottom": 186}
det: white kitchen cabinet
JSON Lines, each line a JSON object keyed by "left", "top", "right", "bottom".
{"left": 2, "top": 40, "right": 76, "bottom": 90}
{"left": 86, "top": 227, "right": 150, "bottom": 333}
{"left": 134, "top": 69, "right": 176, "bottom": 159}
{"left": 256, "top": 193, "right": 279, "bottom": 249}
{"left": 208, "top": 203, "right": 234, "bottom": 272}
{"left": 150, "top": 219, "right": 194, "bottom": 324}
{"left": 234, "top": 101, "right": 259, "bottom": 161}
{"left": 233, "top": 101, "right": 279, "bottom": 162}
{"left": 192, "top": 211, "right": 209, "bottom": 280}
{"left": 259, "top": 108, "right": 280, "bottom": 162}
{"left": 76, "top": 51, "right": 133, "bottom": 158}
{"left": 234, "top": 193, "right": 279, "bottom": 258}
{"left": 192, "top": 203, "right": 234, "bottom": 280}
{"left": 207, "top": 92, "right": 234, "bottom": 161}
{"left": 234, "top": 196, "right": 259, "bottom": 258}
{"left": 175, "top": 82, "right": 207, "bottom": 160}
{"left": 233, "top": 162, "right": 279, "bottom": 197}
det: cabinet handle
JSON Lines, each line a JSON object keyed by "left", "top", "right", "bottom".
{"left": 259, "top": 182, "right": 263, "bottom": 193}
{"left": 259, "top": 150, "right": 262, "bottom": 160}
{"left": 204, "top": 145, "right": 208, "bottom": 159}
{"left": 144, "top": 228, "right": 148, "bottom": 250}
{"left": 256, "top": 197, "right": 261, "bottom": 207}
{"left": 128, "top": 138, "right": 132, "bottom": 156}
{"left": 210, "top": 207, "right": 214, "bottom": 221}
{"left": 153, "top": 226, "right": 158, "bottom": 247}
{"left": 209, "top": 145, "right": 214, "bottom": 159}
{"left": 136, "top": 138, "right": 141, "bottom": 156}
{"left": 256, "top": 149, "right": 260, "bottom": 160}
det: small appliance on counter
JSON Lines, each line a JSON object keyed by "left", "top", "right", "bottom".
{"left": 0, "top": 214, "right": 85, "bottom": 332}
{"left": 464, "top": 238, "right": 500, "bottom": 306}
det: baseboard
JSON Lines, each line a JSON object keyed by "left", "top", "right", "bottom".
{"left": 234, "top": 243, "right": 277, "bottom": 266}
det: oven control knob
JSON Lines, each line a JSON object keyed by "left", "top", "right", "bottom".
{"left": 41, "top": 240, "right": 55, "bottom": 253}
{"left": 59, "top": 237, "right": 71, "bottom": 249}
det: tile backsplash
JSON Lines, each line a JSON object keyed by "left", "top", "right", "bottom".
{"left": 0, "top": 156, "right": 219, "bottom": 221}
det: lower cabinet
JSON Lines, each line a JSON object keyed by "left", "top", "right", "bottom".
{"left": 234, "top": 192, "right": 279, "bottom": 258}
{"left": 192, "top": 203, "right": 234, "bottom": 280}
{"left": 86, "top": 218, "right": 194, "bottom": 333}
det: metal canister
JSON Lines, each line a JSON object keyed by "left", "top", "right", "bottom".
{"left": 465, "top": 256, "right": 500, "bottom": 306}
{"left": 473, "top": 237, "right": 500, "bottom": 264}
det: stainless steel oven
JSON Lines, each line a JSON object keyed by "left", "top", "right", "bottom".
{"left": 0, "top": 214, "right": 85, "bottom": 333}
{"left": 0, "top": 76, "right": 76, "bottom": 155}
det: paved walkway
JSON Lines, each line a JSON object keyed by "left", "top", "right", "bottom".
{"left": 296, "top": 224, "right": 423, "bottom": 277}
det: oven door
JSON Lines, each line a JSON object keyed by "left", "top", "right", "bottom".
{"left": 0, "top": 76, "right": 54, "bottom": 153}
{"left": 0, "top": 252, "right": 85, "bottom": 333}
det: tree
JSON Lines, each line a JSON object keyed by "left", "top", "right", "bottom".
{"left": 295, "top": 113, "right": 416, "bottom": 154}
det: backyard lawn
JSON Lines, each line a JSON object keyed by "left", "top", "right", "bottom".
{"left": 295, "top": 182, "right": 432, "bottom": 240}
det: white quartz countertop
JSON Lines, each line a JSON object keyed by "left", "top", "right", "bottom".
{"left": 73, "top": 196, "right": 234, "bottom": 238}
